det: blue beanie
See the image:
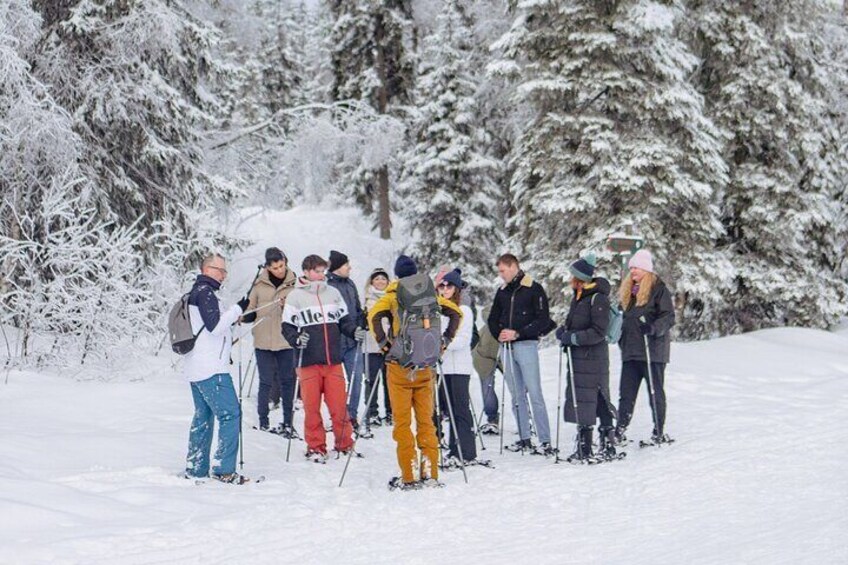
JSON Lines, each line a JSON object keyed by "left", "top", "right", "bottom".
{"left": 394, "top": 255, "right": 418, "bottom": 278}
{"left": 569, "top": 252, "right": 597, "bottom": 282}
{"left": 441, "top": 268, "right": 463, "bottom": 288}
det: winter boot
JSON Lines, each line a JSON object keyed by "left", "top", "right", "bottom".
{"left": 479, "top": 422, "right": 500, "bottom": 435}
{"left": 598, "top": 426, "right": 618, "bottom": 461}
{"left": 505, "top": 438, "right": 534, "bottom": 453}
{"left": 566, "top": 427, "right": 595, "bottom": 464}
{"left": 367, "top": 415, "right": 383, "bottom": 427}
{"left": 531, "top": 442, "right": 557, "bottom": 457}
{"left": 614, "top": 425, "right": 629, "bottom": 446}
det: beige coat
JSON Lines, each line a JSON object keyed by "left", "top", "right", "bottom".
{"left": 247, "top": 268, "right": 297, "bottom": 351}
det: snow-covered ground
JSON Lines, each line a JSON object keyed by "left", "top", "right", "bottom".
{"left": 2, "top": 208, "right": 847, "bottom": 564}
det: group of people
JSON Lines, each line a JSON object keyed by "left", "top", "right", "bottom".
{"left": 180, "top": 246, "right": 675, "bottom": 489}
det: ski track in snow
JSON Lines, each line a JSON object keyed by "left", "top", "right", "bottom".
{"left": 2, "top": 208, "right": 846, "bottom": 564}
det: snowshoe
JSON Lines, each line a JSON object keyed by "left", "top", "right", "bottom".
{"left": 614, "top": 426, "right": 630, "bottom": 446}
{"left": 277, "top": 425, "right": 301, "bottom": 440}
{"left": 388, "top": 477, "right": 422, "bottom": 491}
{"left": 639, "top": 433, "right": 675, "bottom": 448}
{"left": 334, "top": 448, "right": 364, "bottom": 459}
{"left": 420, "top": 478, "right": 446, "bottom": 489}
{"left": 358, "top": 427, "right": 375, "bottom": 439}
{"left": 479, "top": 422, "right": 500, "bottom": 436}
{"left": 211, "top": 473, "right": 251, "bottom": 485}
{"left": 531, "top": 442, "right": 557, "bottom": 457}
{"left": 305, "top": 450, "right": 328, "bottom": 464}
{"left": 367, "top": 415, "right": 383, "bottom": 427}
{"left": 439, "top": 456, "right": 464, "bottom": 471}
{"left": 467, "top": 459, "right": 495, "bottom": 469}
{"left": 253, "top": 424, "right": 271, "bottom": 433}
{"left": 383, "top": 414, "right": 393, "bottom": 426}
{"left": 504, "top": 439, "right": 534, "bottom": 453}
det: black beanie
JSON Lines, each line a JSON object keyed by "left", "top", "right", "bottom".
{"left": 328, "top": 250, "right": 349, "bottom": 273}
{"left": 265, "top": 247, "right": 286, "bottom": 265}
{"left": 394, "top": 255, "right": 418, "bottom": 278}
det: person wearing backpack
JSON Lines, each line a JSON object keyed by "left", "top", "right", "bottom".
{"left": 281, "top": 255, "right": 367, "bottom": 462}
{"left": 615, "top": 249, "right": 675, "bottom": 446}
{"left": 555, "top": 252, "right": 619, "bottom": 463}
{"left": 326, "top": 250, "right": 366, "bottom": 430}
{"left": 437, "top": 269, "right": 487, "bottom": 469}
{"left": 363, "top": 267, "right": 392, "bottom": 427}
{"left": 486, "top": 253, "right": 556, "bottom": 456}
{"left": 182, "top": 253, "right": 252, "bottom": 484}
{"left": 368, "top": 255, "right": 463, "bottom": 490}
{"left": 241, "top": 247, "right": 298, "bottom": 437}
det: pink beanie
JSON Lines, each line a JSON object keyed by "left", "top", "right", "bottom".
{"left": 628, "top": 249, "right": 654, "bottom": 273}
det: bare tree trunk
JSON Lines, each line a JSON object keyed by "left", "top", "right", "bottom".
{"left": 374, "top": 12, "right": 392, "bottom": 240}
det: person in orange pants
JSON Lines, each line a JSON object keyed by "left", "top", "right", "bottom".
{"left": 282, "top": 255, "right": 367, "bottom": 461}
{"left": 386, "top": 364, "right": 440, "bottom": 484}
{"left": 369, "top": 255, "right": 462, "bottom": 489}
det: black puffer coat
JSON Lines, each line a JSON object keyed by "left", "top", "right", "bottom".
{"left": 619, "top": 277, "right": 675, "bottom": 364}
{"left": 559, "top": 277, "right": 616, "bottom": 426}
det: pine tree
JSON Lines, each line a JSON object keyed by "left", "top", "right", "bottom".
{"left": 399, "top": 0, "right": 502, "bottom": 293}
{"left": 491, "top": 0, "right": 732, "bottom": 338}
{"left": 687, "top": 0, "right": 848, "bottom": 332}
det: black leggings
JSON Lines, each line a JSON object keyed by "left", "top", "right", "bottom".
{"left": 617, "top": 361, "right": 667, "bottom": 434}
{"left": 438, "top": 374, "right": 477, "bottom": 462}
{"left": 364, "top": 353, "right": 391, "bottom": 418}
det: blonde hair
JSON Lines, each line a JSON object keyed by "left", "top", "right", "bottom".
{"left": 619, "top": 272, "right": 656, "bottom": 310}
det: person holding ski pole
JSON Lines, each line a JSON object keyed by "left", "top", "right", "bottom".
{"left": 615, "top": 249, "right": 675, "bottom": 447}
{"left": 282, "top": 255, "right": 367, "bottom": 463}
{"left": 556, "top": 252, "right": 620, "bottom": 463}
{"left": 326, "top": 250, "right": 366, "bottom": 431}
{"left": 183, "top": 253, "right": 253, "bottom": 484}
{"left": 241, "top": 247, "right": 298, "bottom": 437}
{"left": 486, "top": 253, "right": 556, "bottom": 456}
{"left": 363, "top": 268, "right": 392, "bottom": 429}
{"left": 368, "top": 255, "right": 462, "bottom": 491}
{"left": 437, "top": 269, "right": 490, "bottom": 469}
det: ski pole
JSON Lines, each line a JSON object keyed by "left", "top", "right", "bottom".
{"left": 238, "top": 328, "right": 244, "bottom": 470}
{"left": 505, "top": 342, "right": 526, "bottom": 455}
{"left": 438, "top": 363, "right": 468, "bottom": 484}
{"left": 240, "top": 300, "right": 279, "bottom": 319}
{"left": 640, "top": 316, "right": 662, "bottom": 439}
{"left": 566, "top": 345, "right": 582, "bottom": 460}
{"left": 339, "top": 352, "right": 383, "bottom": 487}
{"left": 498, "top": 344, "right": 508, "bottom": 455}
{"left": 363, "top": 345, "right": 372, "bottom": 437}
{"left": 246, "top": 359, "right": 257, "bottom": 398}
{"left": 468, "top": 390, "right": 486, "bottom": 452}
{"left": 433, "top": 370, "right": 445, "bottom": 468}
{"left": 286, "top": 346, "right": 305, "bottom": 463}
{"left": 554, "top": 346, "right": 564, "bottom": 463}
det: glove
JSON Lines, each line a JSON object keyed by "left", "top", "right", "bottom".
{"left": 638, "top": 321, "right": 654, "bottom": 336}
{"left": 296, "top": 332, "right": 310, "bottom": 349}
{"left": 354, "top": 327, "right": 368, "bottom": 342}
{"left": 237, "top": 295, "right": 250, "bottom": 312}
{"left": 379, "top": 340, "right": 392, "bottom": 354}
{"left": 555, "top": 326, "right": 565, "bottom": 341}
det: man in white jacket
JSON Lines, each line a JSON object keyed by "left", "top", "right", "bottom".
{"left": 184, "top": 254, "right": 251, "bottom": 484}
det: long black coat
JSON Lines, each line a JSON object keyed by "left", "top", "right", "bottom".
{"left": 619, "top": 277, "right": 675, "bottom": 364}
{"left": 559, "top": 278, "right": 616, "bottom": 426}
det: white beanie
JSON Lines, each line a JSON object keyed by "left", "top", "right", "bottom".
{"left": 628, "top": 249, "right": 654, "bottom": 273}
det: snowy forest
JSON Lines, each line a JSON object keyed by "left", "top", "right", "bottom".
{"left": 3, "top": 0, "right": 848, "bottom": 367}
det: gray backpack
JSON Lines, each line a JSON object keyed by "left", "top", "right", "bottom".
{"left": 388, "top": 273, "right": 442, "bottom": 371}
{"left": 168, "top": 293, "right": 202, "bottom": 354}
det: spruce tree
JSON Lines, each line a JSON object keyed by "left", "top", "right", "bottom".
{"left": 491, "top": 0, "right": 731, "bottom": 337}
{"left": 399, "top": 0, "right": 502, "bottom": 293}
